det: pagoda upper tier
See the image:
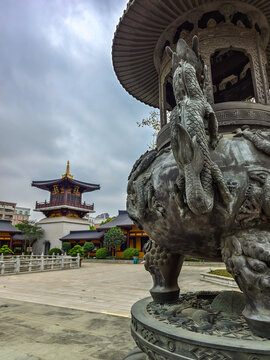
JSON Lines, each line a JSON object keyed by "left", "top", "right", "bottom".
{"left": 32, "top": 162, "right": 100, "bottom": 218}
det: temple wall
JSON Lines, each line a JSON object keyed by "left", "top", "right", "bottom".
{"left": 33, "top": 216, "right": 89, "bottom": 254}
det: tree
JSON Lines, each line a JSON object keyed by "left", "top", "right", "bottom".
{"left": 136, "top": 111, "right": 160, "bottom": 149}
{"left": 48, "top": 248, "right": 62, "bottom": 255}
{"left": 83, "top": 242, "right": 94, "bottom": 257}
{"left": 62, "top": 242, "right": 71, "bottom": 253}
{"left": 0, "top": 245, "right": 14, "bottom": 255}
{"left": 103, "top": 227, "right": 126, "bottom": 256}
{"left": 68, "top": 245, "right": 84, "bottom": 257}
{"left": 15, "top": 220, "right": 44, "bottom": 253}
{"left": 89, "top": 225, "right": 96, "bottom": 230}
{"left": 96, "top": 247, "right": 109, "bottom": 259}
{"left": 100, "top": 217, "right": 115, "bottom": 226}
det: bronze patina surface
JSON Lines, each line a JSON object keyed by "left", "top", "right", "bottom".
{"left": 112, "top": 0, "right": 270, "bottom": 358}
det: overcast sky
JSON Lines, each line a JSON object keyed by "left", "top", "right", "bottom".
{"left": 0, "top": 0, "right": 155, "bottom": 220}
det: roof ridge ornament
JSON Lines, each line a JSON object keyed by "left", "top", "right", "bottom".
{"left": 62, "top": 160, "right": 73, "bottom": 179}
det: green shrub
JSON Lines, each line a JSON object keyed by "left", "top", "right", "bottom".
{"left": 48, "top": 248, "right": 62, "bottom": 255}
{"left": 83, "top": 242, "right": 95, "bottom": 255}
{"left": 123, "top": 248, "right": 140, "bottom": 259}
{"left": 62, "top": 242, "right": 71, "bottom": 252}
{"left": 0, "top": 245, "right": 14, "bottom": 254}
{"left": 185, "top": 257, "right": 204, "bottom": 262}
{"left": 96, "top": 247, "right": 109, "bottom": 259}
{"left": 209, "top": 269, "right": 233, "bottom": 278}
{"left": 14, "top": 247, "right": 22, "bottom": 253}
{"left": 104, "top": 227, "right": 126, "bottom": 251}
{"left": 68, "top": 245, "right": 84, "bottom": 257}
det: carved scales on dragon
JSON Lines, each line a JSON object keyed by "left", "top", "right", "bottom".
{"left": 166, "top": 36, "right": 232, "bottom": 215}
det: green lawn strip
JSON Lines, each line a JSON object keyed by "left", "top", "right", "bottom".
{"left": 208, "top": 269, "right": 233, "bottom": 278}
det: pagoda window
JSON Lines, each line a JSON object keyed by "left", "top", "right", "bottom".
{"left": 210, "top": 49, "right": 255, "bottom": 103}
{"left": 52, "top": 193, "right": 64, "bottom": 203}
{"left": 231, "top": 12, "right": 252, "bottom": 29}
{"left": 173, "top": 21, "right": 194, "bottom": 44}
{"left": 166, "top": 79, "right": 176, "bottom": 110}
{"left": 67, "top": 193, "right": 80, "bottom": 204}
{"left": 198, "top": 11, "right": 225, "bottom": 29}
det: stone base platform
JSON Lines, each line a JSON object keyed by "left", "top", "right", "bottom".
{"left": 130, "top": 294, "right": 270, "bottom": 360}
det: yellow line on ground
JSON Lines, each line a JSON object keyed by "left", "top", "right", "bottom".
{"left": 101, "top": 311, "right": 129, "bottom": 318}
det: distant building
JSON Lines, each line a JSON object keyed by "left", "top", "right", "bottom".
{"left": 60, "top": 230, "right": 104, "bottom": 253}
{"left": 62, "top": 210, "right": 149, "bottom": 258}
{"left": 89, "top": 212, "right": 110, "bottom": 227}
{"left": 0, "top": 201, "right": 30, "bottom": 225}
{"left": 12, "top": 207, "right": 31, "bottom": 225}
{"left": 0, "top": 201, "right": 16, "bottom": 222}
{"left": 99, "top": 210, "right": 149, "bottom": 258}
{"left": 32, "top": 161, "right": 100, "bottom": 254}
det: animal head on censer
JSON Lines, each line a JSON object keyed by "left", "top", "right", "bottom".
{"left": 222, "top": 229, "right": 270, "bottom": 338}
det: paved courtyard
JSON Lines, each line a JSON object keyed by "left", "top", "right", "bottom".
{"left": 0, "top": 262, "right": 232, "bottom": 359}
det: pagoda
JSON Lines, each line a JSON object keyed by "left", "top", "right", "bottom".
{"left": 32, "top": 162, "right": 100, "bottom": 254}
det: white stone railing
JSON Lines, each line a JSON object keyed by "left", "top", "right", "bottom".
{"left": 0, "top": 253, "right": 80, "bottom": 275}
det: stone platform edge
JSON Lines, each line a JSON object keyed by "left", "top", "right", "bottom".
{"left": 83, "top": 259, "right": 225, "bottom": 266}
{"left": 200, "top": 272, "right": 237, "bottom": 288}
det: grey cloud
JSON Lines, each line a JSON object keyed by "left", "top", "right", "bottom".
{"left": 0, "top": 0, "right": 154, "bottom": 218}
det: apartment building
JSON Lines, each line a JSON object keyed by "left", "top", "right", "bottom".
{"left": 0, "top": 201, "right": 30, "bottom": 225}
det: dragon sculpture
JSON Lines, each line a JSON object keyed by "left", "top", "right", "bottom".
{"left": 166, "top": 37, "right": 232, "bottom": 215}
{"left": 127, "top": 36, "right": 270, "bottom": 338}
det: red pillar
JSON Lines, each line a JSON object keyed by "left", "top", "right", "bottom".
{"left": 9, "top": 236, "right": 13, "bottom": 250}
{"left": 126, "top": 230, "right": 130, "bottom": 248}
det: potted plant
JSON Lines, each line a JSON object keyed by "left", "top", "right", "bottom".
{"left": 68, "top": 245, "right": 84, "bottom": 266}
{"left": 83, "top": 242, "right": 95, "bottom": 258}
{"left": 0, "top": 245, "right": 14, "bottom": 257}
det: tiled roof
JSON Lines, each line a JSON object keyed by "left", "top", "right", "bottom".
{"left": 0, "top": 220, "right": 21, "bottom": 234}
{"left": 60, "top": 230, "right": 104, "bottom": 241}
{"left": 32, "top": 177, "right": 100, "bottom": 193}
{"left": 98, "top": 210, "right": 134, "bottom": 230}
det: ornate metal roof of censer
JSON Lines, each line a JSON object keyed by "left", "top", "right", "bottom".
{"left": 112, "top": 0, "right": 270, "bottom": 108}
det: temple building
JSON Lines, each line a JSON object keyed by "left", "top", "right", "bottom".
{"left": 61, "top": 210, "right": 149, "bottom": 258}
{"left": 60, "top": 230, "right": 104, "bottom": 254}
{"left": 98, "top": 210, "right": 149, "bottom": 258}
{"left": 32, "top": 162, "right": 100, "bottom": 254}
{"left": 0, "top": 220, "right": 21, "bottom": 251}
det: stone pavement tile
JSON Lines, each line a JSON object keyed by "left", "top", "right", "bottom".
{"left": 0, "top": 263, "right": 232, "bottom": 317}
{"left": 0, "top": 298, "right": 133, "bottom": 360}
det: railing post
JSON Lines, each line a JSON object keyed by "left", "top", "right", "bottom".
{"left": 52, "top": 253, "right": 55, "bottom": 270}
{"left": 0, "top": 253, "right": 3, "bottom": 261}
{"left": 40, "top": 252, "right": 44, "bottom": 271}
{"left": 61, "top": 254, "right": 64, "bottom": 269}
{"left": 15, "top": 256, "right": 20, "bottom": 274}
{"left": 1, "top": 262, "right": 5, "bottom": 275}
{"left": 77, "top": 253, "right": 80, "bottom": 268}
